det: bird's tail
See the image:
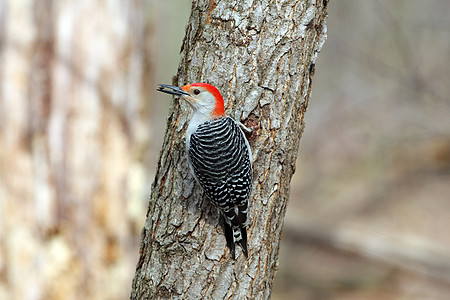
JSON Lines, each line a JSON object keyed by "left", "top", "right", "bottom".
{"left": 223, "top": 219, "right": 248, "bottom": 259}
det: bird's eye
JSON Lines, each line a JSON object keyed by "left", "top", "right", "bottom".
{"left": 193, "top": 89, "right": 201, "bottom": 95}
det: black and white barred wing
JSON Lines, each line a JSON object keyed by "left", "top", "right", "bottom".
{"left": 188, "top": 117, "right": 252, "bottom": 225}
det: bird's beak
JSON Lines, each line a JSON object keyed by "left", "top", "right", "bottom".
{"left": 157, "top": 84, "right": 190, "bottom": 97}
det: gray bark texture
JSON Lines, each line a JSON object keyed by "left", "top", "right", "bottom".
{"left": 131, "top": 0, "right": 328, "bottom": 299}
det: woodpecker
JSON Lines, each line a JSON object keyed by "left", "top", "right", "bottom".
{"left": 157, "top": 82, "right": 252, "bottom": 259}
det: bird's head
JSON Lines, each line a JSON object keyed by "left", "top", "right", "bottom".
{"left": 157, "top": 82, "right": 225, "bottom": 119}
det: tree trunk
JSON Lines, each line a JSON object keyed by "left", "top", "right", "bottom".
{"left": 0, "top": 1, "right": 153, "bottom": 299}
{"left": 131, "top": 0, "right": 328, "bottom": 299}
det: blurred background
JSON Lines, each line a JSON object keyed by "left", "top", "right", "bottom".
{"left": 0, "top": 0, "right": 449, "bottom": 299}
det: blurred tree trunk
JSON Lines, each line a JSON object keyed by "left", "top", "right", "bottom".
{"left": 0, "top": 1, "right": 153, "bottom": 299}
{"left": 131, "top": 0, "right": 328, "bottom": 299}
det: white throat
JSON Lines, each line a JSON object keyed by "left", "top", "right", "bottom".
{"left": 186, "top": 109, "right": 215, "bottom": 142}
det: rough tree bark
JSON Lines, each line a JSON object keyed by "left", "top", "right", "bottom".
{"left": 131, "top": 0, "right": 328, "bottom": 299}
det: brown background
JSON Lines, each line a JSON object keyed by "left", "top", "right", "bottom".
{"left": 1, "top": 0, "right": 449, "bottom": 299}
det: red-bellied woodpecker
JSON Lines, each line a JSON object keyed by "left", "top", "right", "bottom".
{"left": 157, "top": 82, "right": 252, "bottom": 259}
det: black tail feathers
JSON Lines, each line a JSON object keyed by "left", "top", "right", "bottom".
{"left": 224, "top": 220, "right": 248, "bottom": 259}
